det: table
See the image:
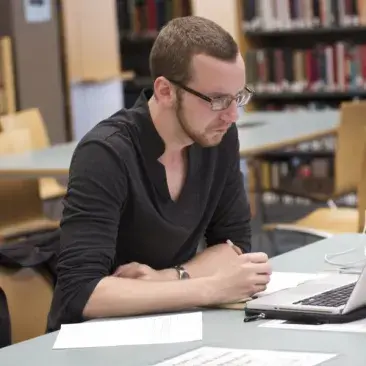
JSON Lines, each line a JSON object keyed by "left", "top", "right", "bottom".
{"left": 1, "top": 233, "right": 365, "bottom": 366}
{"left": 0, "top": 141, "right": 78, "bottom": 178}
{"left": 0, "top": 111, "right": 339, "bottom": 179}
{"left": 237, "top": 109, "right": 339, "bottom": 156}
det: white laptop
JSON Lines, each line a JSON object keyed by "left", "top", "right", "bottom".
{"left": 245, "top": 266, "right": 366, "bottom": 324}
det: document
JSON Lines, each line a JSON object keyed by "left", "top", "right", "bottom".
{"left": 256, "top": 272, "right": 330, "bottom": 298}
{"left": 261, "top": 318, "right": 366, "bottom": 333}
{"left": 152, "top": 347, "right": 337, "bottom": 366}
{"left": 53, "top": 312, "right": 202, "bottom": 349}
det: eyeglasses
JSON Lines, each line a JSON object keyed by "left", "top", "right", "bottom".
{"left": 167, "top": 79, "right": 254, "bottom": 111}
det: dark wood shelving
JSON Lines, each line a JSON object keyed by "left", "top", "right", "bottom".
{"left": 120, "top": 31, "right": 158, "bottom": 42}
{"left": 127, "top": 76, "right": 153, "bottom": 87}
{"left": 253, "top": 90, "right": 366, "bottom": 100}
{"left": 243, "top": 24, "right": 366, "bottom": 37}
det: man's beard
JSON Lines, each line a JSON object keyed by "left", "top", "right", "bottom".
{"left": 175, "top": 98, "right": 224, "bottom": 148}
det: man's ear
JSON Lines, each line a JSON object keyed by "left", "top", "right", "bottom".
{"left": 153, "top": 77, "right": 176, "bottom": 107}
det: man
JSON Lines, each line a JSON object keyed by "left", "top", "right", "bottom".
{"left": 47, "top": 16, "right": 271, "bottom": 331}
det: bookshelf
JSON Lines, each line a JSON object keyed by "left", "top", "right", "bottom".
{"left": 241, "top": 0, "right": 366, "bottom": 111}
{"left": 0, "top": 36, "right": 15, "bottom": 116}
{"left": 238, "top": 1, "right": 366, "bottom": 215}
{"left": 116, "top": 0, "right": 248, "bottom": 107}
{"left": 116, "top": 0, "right": 193, "bottom": 107}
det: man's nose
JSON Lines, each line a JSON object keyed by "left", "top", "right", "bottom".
{"left": 221, "top": 100, "right": 239, "bottom": 123}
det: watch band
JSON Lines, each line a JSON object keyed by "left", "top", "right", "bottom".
{"left": 174, "top": 265, "right": 190, "bottom": 280}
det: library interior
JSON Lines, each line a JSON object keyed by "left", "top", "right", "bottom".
{"left": 1, "top": 0, "right": 366, "bottom": 365}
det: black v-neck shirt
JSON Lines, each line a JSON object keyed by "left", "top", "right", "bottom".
{"left": 47, "top": 89, "right": 251, "bottom": 331}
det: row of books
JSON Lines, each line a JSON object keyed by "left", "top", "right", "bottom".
{"left": 117, "top": 0, "right": 191, "bottom": 36}
{"left": 242, "top": 0, "right": 366, "bottom": 31}
{"left": 259, "top": 155, "right": 334, "bottom": 195}
{"left": 245, "top": 42, "right": 366, "bottom": 93}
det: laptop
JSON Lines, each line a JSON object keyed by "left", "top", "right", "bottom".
{"left": 245, "top": 266, "right": 366, "bottom": 324}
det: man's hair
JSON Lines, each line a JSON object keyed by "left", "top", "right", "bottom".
{"left": 149, "top": 16, "right": 239, "bottom": 84}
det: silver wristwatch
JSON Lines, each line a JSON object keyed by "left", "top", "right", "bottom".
{"left": 174, "top": 265, "right": 190, "bottom": 280}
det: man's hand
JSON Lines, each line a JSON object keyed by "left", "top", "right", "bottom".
{"left": 113, "top": 262, "right": 177, "bottom": 281}
{"left": 211, "top": 252, "right": 272, "bottom": 303}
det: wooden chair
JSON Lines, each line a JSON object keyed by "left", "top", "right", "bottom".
{"left": 0, "top": 108, "right": 67, "bottom": 201}
{"left": 254, "top": 101, "right": 366, "bottom": 210}
{"left": 0, "top": 266, "right": 53, "bottom": 344}
{"left": 0, "top": 130, "right": 59, "bottom": 240}
{"left": 331, "top": 101, "right": 366, "bottom": 198}
{"left": 263, "top": 121, "right": 366, "bottom": 238}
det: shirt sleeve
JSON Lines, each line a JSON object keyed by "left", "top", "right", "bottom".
{"left": 50, "top": 137, "right": 127, "bottom": 328}
{"left": 204, "top": 126, "right": 252, "bottom": 253}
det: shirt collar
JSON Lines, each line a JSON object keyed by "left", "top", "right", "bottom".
{"left": 132, "top": 88, "right": 165, "bottom": 161}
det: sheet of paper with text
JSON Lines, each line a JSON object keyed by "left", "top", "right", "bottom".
{"left": 152, "top": 347, "right": 337, "bottom": 366}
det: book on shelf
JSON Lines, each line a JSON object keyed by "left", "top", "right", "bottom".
{"left": 117, "top": 0, "right": 191, "bottom": 37}
{"left": 242, "top": 0, "right": 366, "bottom": 31}
{"left": 245, "top": 42, "right": 366, "bottom": 93}
{"left": 258, "top": 149, "right": 335, "bottom": 197}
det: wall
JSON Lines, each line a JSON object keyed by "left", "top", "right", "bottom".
{"left": 0, "top": 0, "right": 67, "bottom": 144}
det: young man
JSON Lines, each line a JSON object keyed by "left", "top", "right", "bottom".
{"left": 47, "top": 16, "right": 271, "bottom": 331}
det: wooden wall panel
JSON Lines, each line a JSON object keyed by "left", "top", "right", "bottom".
{"left": 61, "top": 0, "right": 121, "bottom": 82}
{"left": 191, "top": 0, "right": 241, "bottom": 44}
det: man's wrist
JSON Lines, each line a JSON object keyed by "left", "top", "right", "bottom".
{"left": 158, "top": 266, "right": 191, "bottom": 281}
{"left": 158, "top": 268, "right": 180, "bottom": 280}
{"left": 174, "top": 265, "right": 190, "bottom": 280}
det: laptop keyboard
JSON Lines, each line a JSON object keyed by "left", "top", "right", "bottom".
{"left": 293, "top": 282, "right": 356, "bottom": 308}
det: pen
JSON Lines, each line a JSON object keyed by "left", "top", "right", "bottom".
{"left": 244, "top": 313, "right": 266, "bottom": 322}
{"left": 226, "top": 239, "right": 242, "bottom": 255}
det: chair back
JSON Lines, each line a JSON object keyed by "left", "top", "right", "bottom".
{"left": 357, "top": 129, "right": 366, "bottom": 232}
{"left": 0, "top": 130, "right": 45, "bottom": 233}
{"left": 0, "top": 109, "right": 67, "bottom": 201}
{"left": 0, "top": 108, "right": 50, "bottom": 150}
{"left": 334, "top": 101, "right": 366, "bottom": 195}
{"left": 0, "top": 266, "right": 53, "bottom": 344}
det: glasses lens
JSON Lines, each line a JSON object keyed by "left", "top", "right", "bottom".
{"left": 237, "top": 90, "right": 252, "bottom": 106}
{"left": 211, "top": 88, "right": 253, "bottom": 111}
{"left": 211, "top": 97, "right": 231, "bottom": 111}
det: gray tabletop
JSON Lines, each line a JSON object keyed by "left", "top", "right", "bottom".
{"left": 1, "top": 233, "right": 365, "bottom": 366}
{"left": 0, "top": 141, "right": 78, "bottom": 177}
{"left": 0, "top": 111, "right": 339, "bottom": 178}
{"left": 237, "top": 109, "right": 339, "bottom": 156}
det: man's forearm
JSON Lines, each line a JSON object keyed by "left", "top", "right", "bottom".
{"left": 83, "top": 275, "right": 217, "bottom": 319}
{"left": 181, "top": 243, "right": 241, "bottom": 278}
{"left": 111, "top": 243, "right": 242, "bottom": 282}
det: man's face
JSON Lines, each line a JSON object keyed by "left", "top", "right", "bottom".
{"left": 175, "top": 53, "right": 246, "bottom": 147}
